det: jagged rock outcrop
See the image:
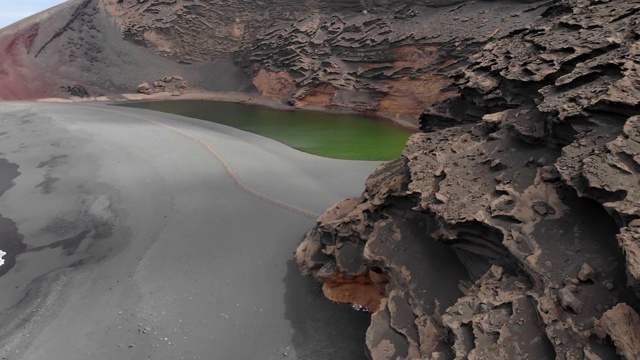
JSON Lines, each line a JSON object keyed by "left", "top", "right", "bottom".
{"left": 137, "top": 75, "right": 188, "bottom": 95}
{"left": 98, "top": 0, "right": 553, "bottom": 123}
{"left": 297, "top": 0, "right": 640, "bottom": 358}
{"left": 0, "top": 0, "right": 550, "bottom": 122}
{"left": 234, "top": 1, "right": 549, "bottom": 123}
{"left": 61, "top": 84, "right": 90, "bottom": 97}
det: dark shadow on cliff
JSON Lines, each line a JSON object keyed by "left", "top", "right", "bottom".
{"left": 284, "top": 259, "right": 370, "bottom": 360}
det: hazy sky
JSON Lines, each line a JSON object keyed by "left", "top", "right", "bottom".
{"left": 0, "top": 0, "right": 68, "bottom": 29}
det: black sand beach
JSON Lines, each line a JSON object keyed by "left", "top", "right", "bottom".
{"left": 0, "top": 102, "right": 380, "bottom": 359}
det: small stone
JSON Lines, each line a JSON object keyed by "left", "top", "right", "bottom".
{"left": 533, "top": 204, "right": 548, "bottom": 216}
{"left": 540, "top": 166, "right": 561, "bottom": 182}
{"left": 526, "top": 157, "right": 535, "bottom": 166}
{"left": 605, "top": 282, "right": 615, "bottom": 291}
{"left": 536, "top": 157, "right": 546, "bottom": 166}
{"left": 128, "top": 344, "right": 135, "bottom": 348}
{"left": 532, "top": 201, "right": 555, "bottom": 216}
{"left": 558, "top": 286, "right": 583, "bottom": 313}
{"left": 490, "top": 159, "right": 502, "bottom": 168}
{"left": 495, "top": 172, "right": 510, "bottom": 184}
{"left": 578, "top": 263, "right": 597, "bottom": 282}
{"left": 490, "top": 265, "right": 503, "bottom": 280}
{"left": 137, "top": 81, "right": 152, "bottom": 95}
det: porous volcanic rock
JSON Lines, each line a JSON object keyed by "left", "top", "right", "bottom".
{"left": 0, "top": 0, "right": 550, "bottom": 124}
{"left": 297, "top": 0, "right": 640, "bottom": 358}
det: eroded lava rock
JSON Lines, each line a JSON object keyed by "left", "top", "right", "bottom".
{"left": 137, "top": 75, "right": 188, "bottom": 96}
{"left": 297, "top": 0, "right": 640, "bottom": 358}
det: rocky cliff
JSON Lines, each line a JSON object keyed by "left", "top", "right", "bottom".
{"left": 1, "top": 0, "right": 547, "bottom": 125}
{"left": 100, "top": 0, "right": 548, "bottom": 124}
{"left": 297, "top": 0, "right": 640, "bottom": 358}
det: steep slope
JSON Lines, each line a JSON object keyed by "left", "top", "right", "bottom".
{"left": 297, "top": 0, "right": 640, "bottom": 358}
{"left": 0, "top": 0, "right": 253, "bottom": 100}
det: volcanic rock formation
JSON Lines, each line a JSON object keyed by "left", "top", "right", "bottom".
{"left": 1, "top": 0, "right": 640, "bottom": 358}
{"left": 137, "top": 75, "right": 188, "bottom": 96}
{"left": 297, "top": 0, "right": 640, "bottom": 358}
{"left": 1, "top": 0, "right": 549, "bottom": 124}
{"left": 296, "top": 1, "right": 640, "bottom": 359}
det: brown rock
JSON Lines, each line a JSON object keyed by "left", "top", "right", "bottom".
{"left": 593, "top": 303, "right": 640, "bottom": 359}
{"left": 578, "top": 263, "right": 597, "bottom": 282}
{"left": 137, "top": 81, "right": 152, "bottom": 95}
{"left": 539, "top": 166, "right": 560, "bottom": 182}
{"left": 558, "top": 286, "right": 583, "bottom": 314}
{"left": 252, "top": 69, "right": 296, "bottom": 99}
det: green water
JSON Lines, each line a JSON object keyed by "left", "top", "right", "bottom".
{"left": 121, "top": 100, "right": 412, "bottom": 161}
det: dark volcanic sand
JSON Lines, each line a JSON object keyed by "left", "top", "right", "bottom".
{"left": 0, "top": 102, "right": 380, "bottom": 359}
{"left": 0, "top": 158, "right": 24, "bottom": 278}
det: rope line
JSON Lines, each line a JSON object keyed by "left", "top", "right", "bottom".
{"left": 100, "top": 107, "right": 321, "bottom": 220}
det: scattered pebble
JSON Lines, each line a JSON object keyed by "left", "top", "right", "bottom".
{"left": 605, "top": 282, "right": 615, "bottom": 291}
{"left": 578, "top": 263, "right": 597, "bottom": 282}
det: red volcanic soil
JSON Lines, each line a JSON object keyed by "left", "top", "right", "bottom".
{"left": 0, "top": 0, "right": 253, "bottom": 101}
{"left": 0, "top": 24, "right": 55, "bottom": 100}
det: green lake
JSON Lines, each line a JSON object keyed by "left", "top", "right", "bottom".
{"left": 121, "top": 100, "right": 412, "bottom": 161}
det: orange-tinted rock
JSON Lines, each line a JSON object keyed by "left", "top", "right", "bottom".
{"left": 252, "top": 69, "right": 296, "bottom": 99}
{"left": 297, "top": 83, "right": 336, "bottom": 106}
{"left": 322, "top": 274, "right": 386, "bottom": 312}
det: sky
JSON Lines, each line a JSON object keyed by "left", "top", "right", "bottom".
{"left": 0, "top": 0, "right": 67, "bottom": 29}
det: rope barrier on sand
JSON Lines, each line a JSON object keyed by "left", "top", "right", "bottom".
{"left": 90, "top": 105, "right": 320, "bottom": 220}
{"left": 143, "top": 117, "right": 321, "bottom": 220}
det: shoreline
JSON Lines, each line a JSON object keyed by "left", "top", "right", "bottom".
{"left": 0, "top": 101, "right": 379, "bottom": 358}
{"left": 34, "top": 90, "right": 421, "bottom": 132}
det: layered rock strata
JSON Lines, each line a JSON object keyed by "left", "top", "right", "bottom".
{"left": 0, "top": 0, "right": 550, "bottom": 123}
{"left": 96, "top": 0, "right": 552, "bottom": 123}
{"left": 297, "top": 0, "right": 640, "bottom": 358}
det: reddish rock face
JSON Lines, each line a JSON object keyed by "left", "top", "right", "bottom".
{"left": 252, "top": 69, "right": 296, "bottom": 99}
{"left": 0, "top": 24, "right": 53, "bottom": 100}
